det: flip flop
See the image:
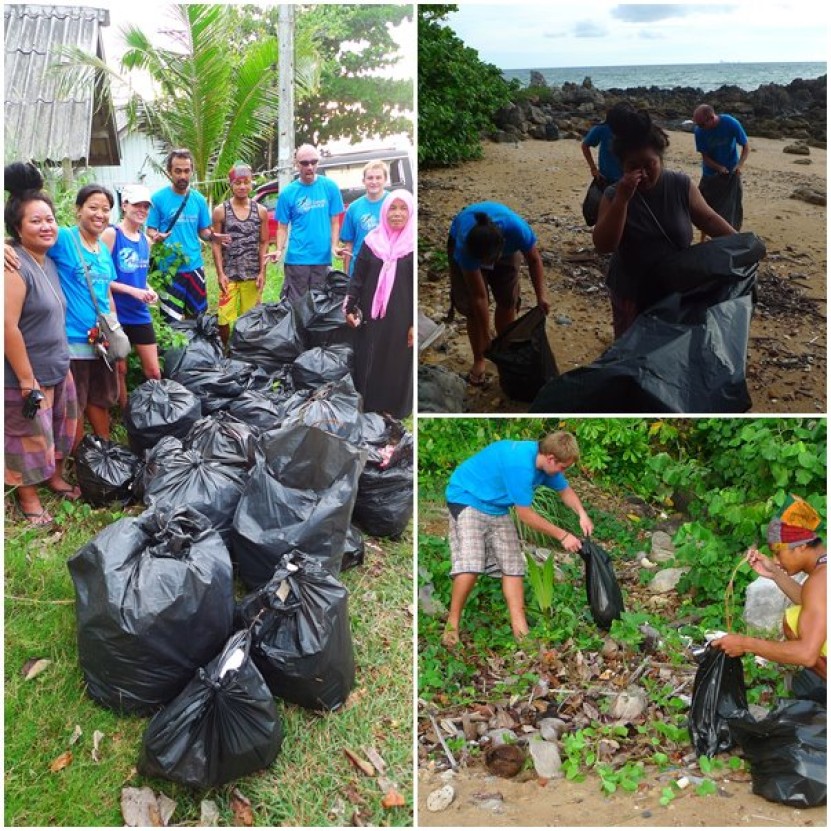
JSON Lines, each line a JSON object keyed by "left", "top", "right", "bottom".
{"left": 16, "top": 505, "right": 53, "bottom": 527}
{"left": 48, "top": 484, "right": 81, "bottom": 501}
{"left": 465, "top": 370, "right": 489, "bottom": 388}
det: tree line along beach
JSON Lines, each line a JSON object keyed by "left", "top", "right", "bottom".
{"left": 417, "top": 69, "right": 827, "bottom": 414}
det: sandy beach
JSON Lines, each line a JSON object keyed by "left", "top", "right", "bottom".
{"left": 417, "top": 132, "right": 827, "bottom": 414}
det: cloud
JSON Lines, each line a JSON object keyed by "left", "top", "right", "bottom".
{"left": 611, "top": 4, "right": 717, "bottom": 23}
{"left": 637, "top": 30, "right": 666, "bottom": 40}
{"left": 574, "top": 21, "right": 608, "bottom": 37}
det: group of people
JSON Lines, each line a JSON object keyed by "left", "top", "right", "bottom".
{"left": 443, "top": 433, "right": 826, "bottom": 700}
{"left": 4, "top": 143, "right": 413, "bottom": 526}
{"left": 449, "top": 101, "right": 750, "bottom": 379}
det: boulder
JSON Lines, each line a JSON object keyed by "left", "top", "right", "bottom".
{"left": 650, "top": 530, "right": 676, "bottom": 562}
{"left": 649, "top": 567, "right": 688, "bottom": 594}
{"left": 529, "top": 735, "right": 562, "bottom": 779}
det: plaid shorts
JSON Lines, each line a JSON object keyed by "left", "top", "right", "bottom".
{"left": 449, "top": 504, "right": 525, "bottom": 577}
{"left": 160, "top": 267, "right": 207, "bottom": 322}
{"left": 4, "top": 372, "right": 79, "bottom": 486}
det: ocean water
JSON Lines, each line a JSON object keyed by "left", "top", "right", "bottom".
{"left": 503, "top": 61, "right": 826, "bottom": 93}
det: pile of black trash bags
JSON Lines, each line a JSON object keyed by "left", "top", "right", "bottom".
{"left": 687, "top": 644, "right": 826, "bottom": 808}
{"left": 68, "top": 274, "right": 413, "bottom": 790}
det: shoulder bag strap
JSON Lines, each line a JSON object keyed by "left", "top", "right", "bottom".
{"left": 163, "top": 188, "right": 192, "bottom": 233}
{"left": 70, "top": 228, "right": 104, "bottom": 317}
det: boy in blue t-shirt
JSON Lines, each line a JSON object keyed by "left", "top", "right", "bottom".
{"left": 338, "top": 160, "right": 390, "bottom": 276}
{"left": 443, "top": 432, "right": 593, "bottom": 646}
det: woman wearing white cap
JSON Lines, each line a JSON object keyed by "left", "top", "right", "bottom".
{"left": 101, "top": 184, "right": 160, "bottom": 407}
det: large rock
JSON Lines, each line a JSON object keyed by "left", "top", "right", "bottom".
{"left": 649, "top": 567, "right": 688, "bottom": 594}
{"left": 650, "top": 530, "right": 676, "bottom": 563}
{"left": 418, "top": 364, "right": 466, "bottom": 413}
{"left": 529, "top": 735, "right": 562, "bottom": 779}
{"left": 744, "top": 574, "right": 806, "bottom": 632}
{"left": 609, "top": 688, "right": 648, "bottom": 722}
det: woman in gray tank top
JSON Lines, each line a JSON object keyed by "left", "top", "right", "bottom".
{"left": 4, "top": 163, "right": 80, "bottom": 525}
{"left": 593, "top": 110, "right": 737, "bottom": 338}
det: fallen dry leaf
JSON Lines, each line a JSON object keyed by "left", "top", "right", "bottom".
{"left": 199, "top": 799, "right": 221, "bottom": 826}
{"left": 21, "top": 657, "right": 51, "bottom": 681}
{"left": 49, "top": 750, "right": 72, "bottom": 773}
{"left": 92, "top": 730, "right": 104, "bottom": 763}
{"left": 363, "top": 746, "right": 387, "bottom": 774}
{"left": 381, "top": 788, "right": 406, "bottom": 809}
{"left": 344, "top": 748, "right": 375, "bottom": 777}
{"left": 230, "top": 788, "right": 254, "bottom": 827}
{"left": 69, "top": 725, "right": 82, "bottom": 746}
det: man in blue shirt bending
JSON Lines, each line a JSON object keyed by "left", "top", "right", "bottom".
{"left": 442, "top": 431, "right": 593, "bottom": 647}
{"left": 693, "top": 105, "right": 750, "bottom": 233}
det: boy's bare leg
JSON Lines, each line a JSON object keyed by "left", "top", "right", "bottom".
{"left": 502, "top": 575, "right": 529, "bottom": 640}
{"left": 443, "top": 573, "right": 478, "bottom": 646}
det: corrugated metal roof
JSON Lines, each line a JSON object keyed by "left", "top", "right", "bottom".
{"left": 4, "top": 3, "right": 120, "bottom": 165}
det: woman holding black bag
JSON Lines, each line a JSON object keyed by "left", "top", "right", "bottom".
{"left": 3, "top": 163, "right": 80, "bottom": 525}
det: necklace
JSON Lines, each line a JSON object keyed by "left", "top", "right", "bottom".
{"left": 78, "top": 229, "right": 100, "bottom": 254}
{"left": 18, "top": 247, "right": 65, "bottom": 310}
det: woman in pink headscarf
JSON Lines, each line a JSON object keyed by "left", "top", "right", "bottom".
{"left": 344, "top": 189, "right": 413, "bottom": 418}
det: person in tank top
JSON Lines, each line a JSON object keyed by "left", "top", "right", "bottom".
{"left": 211, "top": 162, "right": 270, "bottom": 346}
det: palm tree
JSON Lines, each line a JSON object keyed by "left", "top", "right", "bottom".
{"left": 56, "top": 3, "right": 320, "bottom": 202}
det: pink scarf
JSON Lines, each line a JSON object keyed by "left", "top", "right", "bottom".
{"left": 364, "top": 189, "right": 414, "bottom": 319}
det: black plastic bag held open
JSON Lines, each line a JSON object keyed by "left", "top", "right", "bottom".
{"left": 138, "top": 629, "right": 283, "bottom": 789}
{"left": 578, "top": 539, "right": 624, "bottom": 630}
{"left": 688, "top": 644, "right": 750, "bottom": 758}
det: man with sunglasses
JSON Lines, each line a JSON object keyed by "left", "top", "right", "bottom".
{"left": 269, "top": 144, "right": 345, "bottom": 303}
{"left": 441, "top": 431, "right": 593, "bottom": 648}
{"left": 712, "top": 495, "right": 826, "bottom": 700}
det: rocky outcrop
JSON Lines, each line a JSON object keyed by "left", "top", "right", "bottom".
{"left": 491, "top": 74, "right": 826, "bottom": 146}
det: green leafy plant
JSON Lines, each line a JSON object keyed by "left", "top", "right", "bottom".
{"left": 525, "top": 552, "right": 555, "bottom": 618}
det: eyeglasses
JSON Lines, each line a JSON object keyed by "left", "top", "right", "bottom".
{"left": 298, "top": 159, "right": 319, "bottom": 167}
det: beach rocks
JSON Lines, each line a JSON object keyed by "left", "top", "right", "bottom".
{"left": 528, "top": 735, "right": 562, "bottom": 779}
{"left": 426, "top": 784, "right": 456, "bottom": 812}
{"left": 649, "top": 567, "right": 688, "bottom": 594}
{"left": 791, "top": 185, "right": 826, "bottom": 206}
{"left": 783, "top": 142, "right": 810, "bottom": 155}
{"left": 649, "top": 530, "right": 676, "bottom": 563}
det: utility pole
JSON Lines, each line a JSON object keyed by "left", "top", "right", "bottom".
{"left": 277, "top": 4, "right": 295, "bottom": 190}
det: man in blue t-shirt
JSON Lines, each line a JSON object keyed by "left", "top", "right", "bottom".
{"left": 269, "top": 143, "right": 345, "bottom": 303}
{"left": 693, "top": 105, "right": 749, "bottom": 232}
{"left": 442, "top": 431, "right": 594, "bottom": 647}
{"left": 147, "top": 148, "right": 231, "bottom": 322}
{"left": 447, "top": 201, "right": 550, "bottom": 386}
{"left": 338, "top": 160, "right": 390, "bottom": 276}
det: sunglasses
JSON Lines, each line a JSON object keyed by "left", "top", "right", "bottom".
{"left": 298, "top": 159, "right": 319, "bottom": 167}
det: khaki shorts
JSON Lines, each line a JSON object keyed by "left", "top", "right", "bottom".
{"left": 448, "top": 235, "right": 521, "bottom": 317}
{"left": 449, "top": 504, "right": 525, "bottom": 577}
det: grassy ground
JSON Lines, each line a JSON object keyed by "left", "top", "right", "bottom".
{"left": 4, "top": 255, "right": 413, "bottom": 827}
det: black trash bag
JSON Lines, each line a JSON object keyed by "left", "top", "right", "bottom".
{"left": 291, "top": 344, "right": 354, "bottom": 389}
{"left": 292, "top": 270, "right": 354, "bottom": 347}
{"left": 184, "top": 412, "right": 259, "bottom": 469}
{"left": 232, "top": 423, "right": 367, "bottom": 588}
{"left": 530, "top": 274, "right": 756, "bottom": 414}
{"left": 485, "top": 306, "right": 559, "bottom": 402}
{"left": 75, "top": 435, "right": 141, "bottom": 506}
{"left": 246, "top": 364, "right": 295, "bottom": 397}
{"left": 582, "top": 178, "right": 605, "bottom": 226}
{"left": 357, "top": 412, "right": 409, "bottom": 463}
{"left": 226, "top": 389, "right": 291, "bottom": 431}
{"left": 168, "top": 358, "right": 258, "bottom": 414}
{"left": 125, "top": 379, "right": 202, "bottom": 454}
{"left": 162, "top": 313, "right": 224, "bottom": 378}
{"left": 341, "top": 524, "right": 365, "bottom": 571}
{"left": 229, "top": 301, "right": 305, "bottom": 371}
{"left": 728, "top": 698, "right": 826, "bottom": 808}
{"left": 578, "top": 539, "right": 624, "bottom": 630}
{"left": 67, "top": 505, "right": 234, "bottom": 714}
{"left": 353, "top": 432, "right": 414, "bottom": 539}
{"left": 236, "top": 553, "right": 355, "bottom": 711}
{"left": 688, "top": 644, "right": 750, "bottom": 758}
{"left": 132, "top": 436, "right": 184, "bottom": 503}
{"left": 144, "top": 448, "right": 247, "bottom": 545}
{"left": 698, "top": 172, "right": 744, "bottom": 232}
{"left": 138, "top": 629, "right": 283, "bottom": 789}
{"left": 280, "top": 377, "right": 364, "bottom": 445}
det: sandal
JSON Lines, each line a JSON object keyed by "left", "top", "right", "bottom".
{"left": 15, "top": 504, "right": 53, "bottom": 527}
{"left": 465, "top": 370, "right": 489, "bottom": 387}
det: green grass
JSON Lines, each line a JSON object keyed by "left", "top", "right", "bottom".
{"left": 5, "top": 500, "right": 413, "bottom": 826}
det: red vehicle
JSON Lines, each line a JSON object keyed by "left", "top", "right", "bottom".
{"left": 252, "top": 147, "right": 414, "bottom": 241}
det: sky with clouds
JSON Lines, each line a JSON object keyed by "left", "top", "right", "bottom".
{"left": 444, "top": 2, "right": 828, "bottom": 69}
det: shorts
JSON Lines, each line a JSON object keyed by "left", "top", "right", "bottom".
{"left": 447, "top": 235, "right": 521, "bottom": 317}
{"left": 4, "top": 371, "right": 79, "bottom": 486}
{"left": 218, "top": 279, "right": 260, "bottom": 326}
{"left": 70, "top": 358, "right": 119, "bottom": 411}
{"left": 159, "top": 268, "right": 207, "bottom": 322}
{"left": 448, "top": 504, "right": 525, "bottom": 577}
{"left": 122, "top": 322, "right": 157, "bottom": 346}
{"left": 282, "top": 264, "right": 330, "bottom": 304}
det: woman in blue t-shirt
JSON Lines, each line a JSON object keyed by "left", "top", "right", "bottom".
{"left": 102, "top": 184, "right": 160, "bottom": 408}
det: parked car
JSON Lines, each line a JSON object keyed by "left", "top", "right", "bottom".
{"left": 253, "top": 147, "right": 414, "bottom": 241}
